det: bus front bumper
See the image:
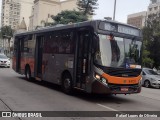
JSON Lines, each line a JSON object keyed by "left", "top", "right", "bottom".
{"left": 92, "top": 80, "right": 141, "bottom": 94}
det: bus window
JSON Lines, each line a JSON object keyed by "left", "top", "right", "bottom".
{"left": 124, "top": 39, "right": 142, "bottom": 64}
{"left": 95, "top": 34, "right": 124, "bottom": 67}
{"left": 108, "top": 34, "right": 120, "bottom": 62}
{"left": 24, "top": 36, "right": 28, "bottom": 53}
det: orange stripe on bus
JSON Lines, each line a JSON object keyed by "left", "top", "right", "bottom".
{"left": 12, "top": 56, "right": 45, "bottom": 74}
{"left": 20, "top": 57, "right": 35, "bottom": 73}
{"left": 102, "top": 73, "right": 141, "bottom": 84}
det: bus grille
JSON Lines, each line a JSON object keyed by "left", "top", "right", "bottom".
{"left": 108, "top": 84, "right": 139, "bottom": 92}
{"left": 106, "top": 68, "right": 141, "bottom": 77}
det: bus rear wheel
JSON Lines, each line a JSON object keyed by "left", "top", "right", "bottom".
{"left": 62, "top": 73, "right": 72, "bottom": 94}
{"left": 25, "top": 66, "right": 31, "bottom": 81}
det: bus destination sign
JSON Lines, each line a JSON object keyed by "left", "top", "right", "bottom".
{"left": 99, "top": 22, "right": 140, "bottom": 37}
{"left": 118, "top": 25, "right": 140, "bottom": 36}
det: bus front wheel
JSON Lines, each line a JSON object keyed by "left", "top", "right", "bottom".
{"left": 62, "top": 73, "right": 73, "bottom": 94}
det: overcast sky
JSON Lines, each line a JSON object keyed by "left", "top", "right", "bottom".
{"left": 94, "top": 0, "right": 150, "bottom": 23}
{"left": 0, "top": 0, "right": 150, "bottom": 27}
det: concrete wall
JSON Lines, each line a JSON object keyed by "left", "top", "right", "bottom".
{"left": 60, "top": 0, "right": 77, "bottom": 11}
{"left": 127, "top": 11, "right": 147, "bottom": 28}
{"left": 29, "top": 0, "right": 77, "bottom": 30}
{"left": 19, "top": 0, "right": 34, "bottom": 30}
{"left": 38, "top": 0, "right": 60, "bottom": 24}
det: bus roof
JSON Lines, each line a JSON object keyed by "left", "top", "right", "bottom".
{"left": 14, "top": 20, "right": 141, "bottom": 37}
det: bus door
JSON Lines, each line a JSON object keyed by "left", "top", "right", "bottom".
{"left": 15, "top": 38, "right": 21, "bottom": 72}
{"left": 76, "top": 29, "right": 91, "bottom": 89}
{"left": 36, "top": 36, "right": 44, "bottom": 78}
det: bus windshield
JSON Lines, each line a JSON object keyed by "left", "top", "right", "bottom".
{"left": 94, "top": 34, "right": 142, "bottom": 68}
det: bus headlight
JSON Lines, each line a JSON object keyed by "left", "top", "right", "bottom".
{"left": 95, "top": 74, "right": 101, "bottom": 80}
{"left": 94, "top": 73, "right": 108, "bottom": 85}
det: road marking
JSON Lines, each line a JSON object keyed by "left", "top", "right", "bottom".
{"left": 97, "top": 103, "right": 125, "bottom": 114}
{"left": 97, "top": 104, "right": 119, "bottom": 111}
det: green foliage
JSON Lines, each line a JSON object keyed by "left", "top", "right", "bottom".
{"left": 52, "top": 10, "right": 88, "bottom": 25}
{"left": 0, "top": 26, "right": 14, "bottom": 39}
{"left": 77, "top": 0, "right": 98, "bottom": 15}
{"left": 142, "top": 50, "right": 154, "bottom": 68}
{"left": 142, "top": 13, "right": 160, "bottom": 68}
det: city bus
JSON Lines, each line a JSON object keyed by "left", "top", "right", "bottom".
{"left": 12, "top": 20, "right": 142, "bottom": 94}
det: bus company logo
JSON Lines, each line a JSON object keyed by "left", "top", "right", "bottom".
{"left": 2, "top": 112, "right": 11, "bottom": 117}
{"left": 122, "top": 74, "right": 128, "bottom": 77}
{"left": 123, "top": 80, "right": 127, "bottom": 83}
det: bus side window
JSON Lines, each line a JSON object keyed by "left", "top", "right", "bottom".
{"left": 24, "top": 36, "right": 29, "bottom": 53}
{"left": 43, "top": 32, "right": 53, "bottom": 54}
{"left": 84, "top": 32, "right": 90, "bottom": 57}
{"left": 54, "top": 30, "right": 74, "bottom": 54}
{"left": 13, "top": 38, "right": 18, "bottom": 55}
{"left": 27, "top": 34, "right": 34, "bottom": 54}
{"left": 93, "top": 33, "right": 99, "bottom": 54}
{"left": 20, "top": 37, "right": 24, "bottom": 53}
{"left": 79, "top": 30, "right": 90, "bottom": 57}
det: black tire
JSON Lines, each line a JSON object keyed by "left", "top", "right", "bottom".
{"left": 144, "top": 80, "right": 151, "bottom": 88}
{"left": 62, "top": 73, "right": 73, "bottom": 94}
{"left": 25, "top": 66, "right": 32, "bottom": 81}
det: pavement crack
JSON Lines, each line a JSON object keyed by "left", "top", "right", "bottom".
{"left": 0, "top": 98, "right": 13, "bottom": 111}
{"left": 0, "top": 98, "right": 23, "bottom": 120}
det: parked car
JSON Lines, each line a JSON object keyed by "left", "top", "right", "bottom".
{"left": 142, "top": 68, "right": 160, "bottom": 88}
{"left": 0, "top": 54, "right": 10, "bottom": 68}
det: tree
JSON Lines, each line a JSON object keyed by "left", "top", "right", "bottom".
{"left": 1, "top": 26, "right": 14, "bottom": 38}
{"left": 77, "top": 0, "right": 98, "bottom": 16}
{"left": 52, "top": 10, "right": 88, "bottom": 25}
{"left": 0, "top": 26, "right": 14, "bottom": 55}
{"left": 142, "top": 49, "right": 154, "bottom": 68}
{"left": 142, "top": 13, "right": 160, "bottom": 68}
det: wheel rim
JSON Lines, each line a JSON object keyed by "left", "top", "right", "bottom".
{"left": 145, "top": 81, "right": 149, "bottom": 87}
{"left": 64, "top": 78, "right": 71, "bottom": 89}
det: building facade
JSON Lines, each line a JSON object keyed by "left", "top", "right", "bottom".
{"left": 1, "top": 0, "right": 21, "bottom": 29}
{"left": 127, "top": 11, "right": 147, "bottom": 29}
{"left": 148, "top": 0, "right": 160, "bottom": 15}
{"left": 29, "top": 0, "right": 77, "bottom": 30}
{"left": 1, "top": 0, "right": 34, "bottom": 30}
{"left": 127, "top": 0, "right": 160, "bottom": 29}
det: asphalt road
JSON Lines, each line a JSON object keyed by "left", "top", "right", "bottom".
{"left": 0, "top": 67, "right": 160, "bottom": 120}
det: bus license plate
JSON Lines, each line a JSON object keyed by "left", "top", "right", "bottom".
{"left": 121, "top": 87, "right": 128, "bottom": 92}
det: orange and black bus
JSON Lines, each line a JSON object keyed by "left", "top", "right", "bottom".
{"left": 13, "top": 20, "right": 142, "bottom": 94}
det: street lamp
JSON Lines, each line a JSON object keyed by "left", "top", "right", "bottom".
{"left": 113, "top": 0, "right": 117, "bottom": 21}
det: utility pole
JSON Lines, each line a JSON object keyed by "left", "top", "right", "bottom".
{"left": 113, "top": 0, "right": 117, "bottom": 21}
